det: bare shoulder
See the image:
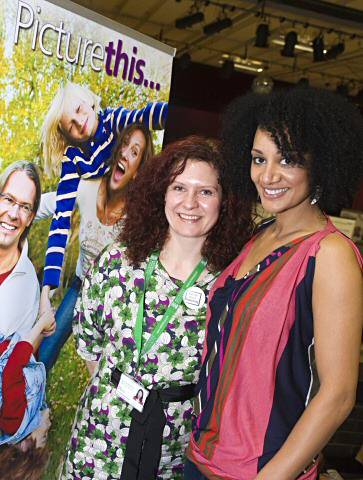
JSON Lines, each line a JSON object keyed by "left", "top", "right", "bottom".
{"left": 316, "top": 232, "right": 362, "bottom": 279}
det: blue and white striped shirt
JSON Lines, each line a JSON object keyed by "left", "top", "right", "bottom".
{"left": 44, "top": 101, "right": 168, "bottom": 287}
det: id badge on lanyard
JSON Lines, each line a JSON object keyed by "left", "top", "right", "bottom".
{"left": 116, "top": 253, "right": 207, "bottom": 412}
{"left": 133, "top": 253, "right": 207, "bottom": 366}
{"left": 116, "top": 373, "right": 149, "bottom": 413}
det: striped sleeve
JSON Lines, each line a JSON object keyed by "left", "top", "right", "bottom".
{"left": 71, "top": 144, "right": 110, "bottom": 180}
{"left": 111, "top": 101, "right": 168, "bottom": 133}
{"left": 43, "top": 150, "right": 81, "bottom": 288}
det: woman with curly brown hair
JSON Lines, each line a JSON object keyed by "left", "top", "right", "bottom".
{"left": 61, "top": 136, "right": 251, "bottom": 480}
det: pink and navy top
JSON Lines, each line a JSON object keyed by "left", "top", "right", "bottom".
{"left": 187, "top": 218, "right": 362, "bottom": 480}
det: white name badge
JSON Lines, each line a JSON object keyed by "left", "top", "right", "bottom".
{"left": 115, "top": 373, "right": 149, "bottom": 413}
{"left": 183, "top": 286, "right": 205, "bottom": 309}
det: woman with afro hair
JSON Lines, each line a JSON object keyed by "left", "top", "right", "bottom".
{"left": 186, "top": 87, "right": 363, "bottom": 480}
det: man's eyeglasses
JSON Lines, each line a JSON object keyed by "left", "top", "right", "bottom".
{"left": 0, "top": 193, "right": 33, "bottom": 218}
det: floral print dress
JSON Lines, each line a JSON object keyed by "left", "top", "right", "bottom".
{"left": 61, "top": 244, "right": 217, "bottom": 480}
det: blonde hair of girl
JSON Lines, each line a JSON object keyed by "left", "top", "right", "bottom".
{"left": 41, "top": 82, "right": 101, "bottom": 178}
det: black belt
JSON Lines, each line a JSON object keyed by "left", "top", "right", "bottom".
{"left": 111, "top": 368, "right": 195, "bottom": 480}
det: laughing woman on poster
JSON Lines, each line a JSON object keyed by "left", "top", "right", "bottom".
{"left": 40, "top": 82, "right": 167, "bottom": 316}
{"left": 61, "top": 137, "right": 250, "bottom": 480}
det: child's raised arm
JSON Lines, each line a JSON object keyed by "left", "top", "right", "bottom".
{"left": 110, "top": 101, "right": 168, "bottom": 134}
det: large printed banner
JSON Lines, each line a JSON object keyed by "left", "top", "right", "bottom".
{"left": 0, "top": 0, "right": 174, "bottom": 170}
{"left": 0, "top": 0, "right": 175, "bottom": 278}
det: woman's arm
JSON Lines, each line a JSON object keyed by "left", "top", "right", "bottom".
{"left": 255, "top": 234, "right": 362, "bottom": 480}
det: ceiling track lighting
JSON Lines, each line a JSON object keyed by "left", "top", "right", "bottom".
{"left": 174, "top": 0, "right": 363, "bottom": 43}
{"left": 313, "top": 35, "right": 325, "bottom": 62}
{"left": 255, "top": 23, "right": 269, "bottom": 48}
{"left": 281, "top": 31, "right": 298, "bottom": 57}
{"left": 203, "top": 16, "right": 232, "bottom": 36}
{"left": 220, "top": 54, "right": 265, "bottom": 73}
{"left": 235, "top": 63, "right": 264, "bottom": 73}
{"left": 175, "top": 11, "right": 204, "bottom": 29}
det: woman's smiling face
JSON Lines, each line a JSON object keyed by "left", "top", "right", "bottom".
{"left": 250, "top": 128, "right": 311, "bottom": 215}
{"left": 164, "top": 159, "right": 222, "bottom": 241}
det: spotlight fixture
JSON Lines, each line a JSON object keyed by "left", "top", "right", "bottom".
{"left": 255, "top": 23, "right": 269, "bottom": 48}
{"left": 203, "top": 17, "right": 232, "bottom": 36}
{"left": 272, "top": 37, "right": 312, "bottom": 53}
{"left": 252, "top": 75, "right": 274, "bottom": 94}
{"left": 220, "top": 59, "right": 234, "bottom": 79}
{"left": 336, "top": 83, "right": 349, "bottom": 96}
{"left": 281, "top": 31, "right": 298, "bottom": 57}
{"left": 313, "top": 35, "right": 325, "bottom": 62}
{"left": 175, "top": 11, "right": 204, "bottom": 29}
{"left": 297, "top": 77, "right": 309, "bottom": 87}
{"left": 176, "top": 52, "right": 191, "bottom": 70}
{"left": 325, "top": 42, "right": 345, "bottom": 60}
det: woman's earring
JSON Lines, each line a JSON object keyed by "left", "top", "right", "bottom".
{"left": 310, "top": 186, "right": 322, "bottom": 205}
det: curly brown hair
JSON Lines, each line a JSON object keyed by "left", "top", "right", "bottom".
{"left": 120, "top": 136, "right": 253, "bottom": 272}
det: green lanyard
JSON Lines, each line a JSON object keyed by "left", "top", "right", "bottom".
{"left": 133, "top": 252, "right": 207, "bottom": 365}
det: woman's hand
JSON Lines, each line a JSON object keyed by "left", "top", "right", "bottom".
{"left": 24, "top": 306, "right": 56, "bottom": 350}
{"left": 38, "top": 309, "right": 56, "bottom": 337}
{"left": 39, "top": 286, "right": 56, "bottom": 336}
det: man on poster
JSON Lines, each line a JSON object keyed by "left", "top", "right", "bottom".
{"left": 0, "top": 161, "right": 42, "bottom": 336}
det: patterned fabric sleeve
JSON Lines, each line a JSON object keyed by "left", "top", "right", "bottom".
{"left": 73, "top": 250, "right": 110, "bottom": 362}
{"left": 111, "top": 101, "right": 168, "bottom": 133}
